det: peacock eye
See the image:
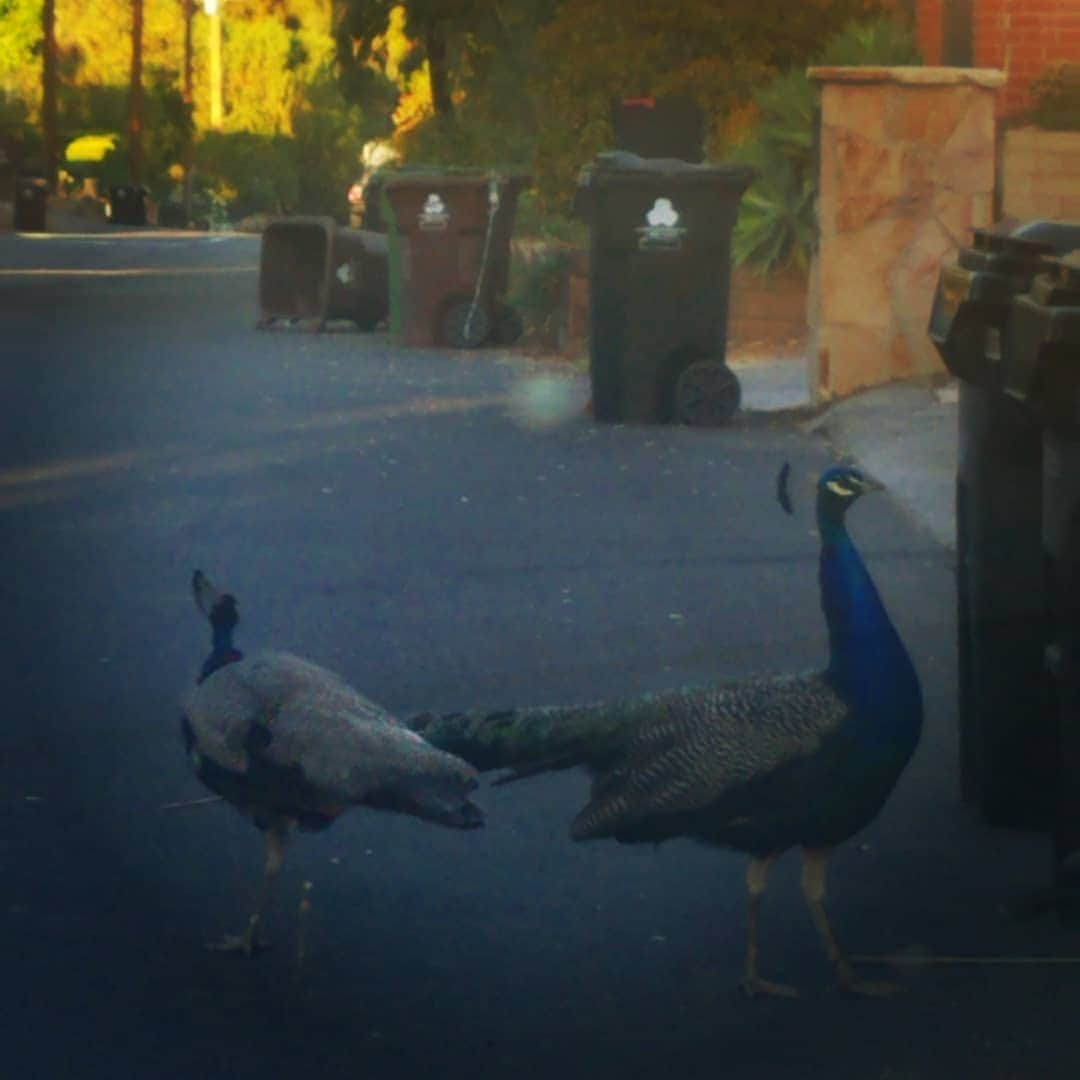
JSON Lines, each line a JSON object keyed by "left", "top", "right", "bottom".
{"left": 825, "top": 480, "right": 855, "bottom": 497}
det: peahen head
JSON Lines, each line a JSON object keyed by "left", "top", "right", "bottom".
{"left": 193, "top": 570, "right": 245, "bottom": 683}
{"left": 816, "top": 465, "right": 883, "bottom": 538}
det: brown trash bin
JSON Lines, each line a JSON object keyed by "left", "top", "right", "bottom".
{"left": 381, "top": 171, "right": 530, "bottom": 348}
{"left": 256, "top": 216, "right": 388, "bottom": 331}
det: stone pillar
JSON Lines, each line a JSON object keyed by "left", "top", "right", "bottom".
{"left": 809, "top": 66, "right": 1004, "bottom": 401}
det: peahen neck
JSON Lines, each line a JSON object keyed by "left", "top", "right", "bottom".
{"left": 199, "top": 621, "right": 243, "bottom": 683}
{"left": 817, "top": 503, "right": 921, "bottom": 750}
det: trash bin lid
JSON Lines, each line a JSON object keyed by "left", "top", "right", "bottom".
{"left": 382, "top": 169, "right": 530, "bottom": 190}
{"left": 1011, "top": 219, "right": 1080, "bottom": 256}
{"left": 583, "top": 151, "right": 756, "bottom": 191}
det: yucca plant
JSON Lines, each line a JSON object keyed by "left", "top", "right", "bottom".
{"left": 730, "top": 69, "right": 817, "bottom": 274}
{"left": 731, "top": 14, "right": 922, "bottom": 275}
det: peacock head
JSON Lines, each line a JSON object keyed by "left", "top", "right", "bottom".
{"left": 816, "top": 464, "right": 883, "bottom": 527}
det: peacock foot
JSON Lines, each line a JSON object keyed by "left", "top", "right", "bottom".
{"left": 741, "top": 975, "right": 800, "bottom": 999}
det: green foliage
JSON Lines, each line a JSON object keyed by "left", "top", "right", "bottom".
{"left": 290, "top": 63, "right": 373, "bottom": 214}
{"left": 61, "top": 73, "right": 190, "bottom": 197}
{"left": 513, "top": 190, "right": 587, "bottom": 245}
{"left": 0, "top": 0, "right": 42, "bottom": 104}
{"left": 817, "top": 13, "right": 923, "bottom": 66}
{"left": 507, "top": 245, "right": 572, "bottom": 347}
{"left": 528, "top": 0, "right": 892, "bottom": 213}
{"left": 143, "top": 73, "right": 193, "bottom": 194}
{"left": 189, "top": 60, "right": 386, "bottom": 220}
{"left": 731, "top": 143, "right": 816, "bottom": 274}
{"left": 194, "top": 130, "right": 300, "bottom": 219}
{"left": 0, "top": 88, "right": 41, "bottom": 170}
{"left": 731, "top": 13, "right": 922, "bottom": 274}
{"left": 1026, "top": 63, "right": 1080, "bottom": 131}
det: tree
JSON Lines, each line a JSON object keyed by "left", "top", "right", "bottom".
{"left": 335, "top": 0, "right": 484, "bottom": 128}
{"left": 128, "top": 0, "right": 143, "bottom": 183}
{"left": 42, "top": 0, "right": 57, "bottom": 183}
{"left": 529, "top": 0, "right": 889, "bottom": 209}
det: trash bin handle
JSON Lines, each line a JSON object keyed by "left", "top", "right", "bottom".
{"left": 463, "top": 175, "right": 503, "bottom": 341}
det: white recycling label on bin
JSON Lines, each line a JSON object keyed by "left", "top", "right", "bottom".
{"left": 418, "top": 193, "right": 450, "bottom": 231}
{"left": 636, "top": 197, "right": 686, "bottom": 251}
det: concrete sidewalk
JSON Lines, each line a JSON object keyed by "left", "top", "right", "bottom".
{"left": 735, "top": 357, "right": 958, "bottom": 550}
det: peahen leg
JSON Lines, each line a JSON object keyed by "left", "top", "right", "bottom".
{"left": 209, "top": 823, "right": 290, "bottom": 955}
{"left": 742, "top": 853, "right": 799, "bottom": 998}
{"left": 800, "top": 847, "right": 899, "bottom": 997}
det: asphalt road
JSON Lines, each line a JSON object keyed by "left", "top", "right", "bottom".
{"left": 2, "top": 230, "right": 1078, "bottom": 1079}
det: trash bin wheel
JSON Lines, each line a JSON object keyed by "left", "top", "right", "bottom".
{"left": 674, "top": 359, "right": 741, "bottom": 426}
{"left": 351, "top": 291, "right": 385, "bottom": 332}
{"left": 491, "top": 302, "right": 525, "bottom": 346}
{"left": 442, "top": 298, "right": 491, "bottom": 349}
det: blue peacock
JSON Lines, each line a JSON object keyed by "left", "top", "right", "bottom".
{"left": 183, "top": 570, "right": 485, "bottom": 955}
{"left": 410, "top": 464, "right": 923, "bottom": 997}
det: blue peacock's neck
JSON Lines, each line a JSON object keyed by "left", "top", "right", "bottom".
{"left": 818, "top": 515, "right": 922, "bottom": 751}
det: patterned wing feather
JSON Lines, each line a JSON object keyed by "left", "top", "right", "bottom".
{"left": 571, "top": 673, "right": 849, "bottom": 840}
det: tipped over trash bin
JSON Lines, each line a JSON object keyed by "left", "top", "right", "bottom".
{"left": 256, "top": 216, "right": 388, "bottom": 332}
{"left": 575, "top": 152, "right": 755, "bottom": 425}
{"left": 381, "top": 170, "right": 530, "bottom": 348}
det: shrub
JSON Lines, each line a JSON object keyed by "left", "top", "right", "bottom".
{"left": 507, "top": 244, "right": 573, "bottom": 347}
{"left": 1027, "top": 63, "right": 1080, "bottom": 131}
{"left": 193, "top": 131, "right": 300, "bottom": 220}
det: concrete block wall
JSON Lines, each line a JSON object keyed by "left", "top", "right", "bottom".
{"left": 1000, "top": 126, "right": 1080, "bottom": 220}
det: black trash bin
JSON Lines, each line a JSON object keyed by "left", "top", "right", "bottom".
{"left": 576, "top": 151, "right": 755, "bottom": 425}
{"left": 1002, "top": 251, "right": 1080, "bottom": 913}
{"left": 256, "top": 216, "right": 388, "bottom": 331}
{"left": 106, "top": 184, "right": 148, "bottom": 226}
{"left": 13, "top": 174, "right": 48, "bottom": 232}
{"left": 927, "top": 222, "right": 1080, "bottom": 826}
{"left": 612, "top": 96, "right": 705, "bottom": 163}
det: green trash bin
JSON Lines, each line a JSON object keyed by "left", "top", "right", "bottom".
{"left": 575, "top": 152, "right": 755, "bottom": 425}
{"left": 381, "top": 170, "right": 530, "bottom": 348}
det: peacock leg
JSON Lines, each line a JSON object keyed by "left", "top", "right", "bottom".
{"left": 742, "top": 853, "right": 799, "bottom": 998}
{"left": 209, "top": 823, "right": 290, "bottom": 955}
{"left": 800, "top": 847, "right": 899, "bottom": 997}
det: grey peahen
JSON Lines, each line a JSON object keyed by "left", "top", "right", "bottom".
{"left": 183, "top": 570, "right": 484, "bottom": 954}
{"left": 410, "top": 465, "right": 923, "bottom": 997}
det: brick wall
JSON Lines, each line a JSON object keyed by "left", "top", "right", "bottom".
{"left": 916, "top": 0, "right": 946, "bottom": 66}
{"left": 916, "top": 0, "right": 1080, "bottom": 114}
